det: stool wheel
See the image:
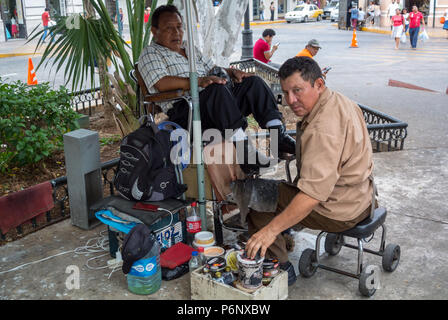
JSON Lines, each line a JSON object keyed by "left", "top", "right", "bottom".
{"left": 299, "top": 248, "right": 318, "bottom": 278}
{"left": 382, "top": 243, "right": 400, "bottom": 272}
{"left": 324, "top": 233, "right": 344, "bottom": 256}
{"left": 358, "top": 266, "right": 377, "bottom": 297}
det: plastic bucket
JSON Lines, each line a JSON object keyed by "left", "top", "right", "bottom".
{"left": 237, "top": 252, "right": 264, "bottom": 290}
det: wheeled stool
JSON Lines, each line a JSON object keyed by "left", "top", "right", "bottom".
{"left": 298, "top": 206, "right": 401, "bottom": 297}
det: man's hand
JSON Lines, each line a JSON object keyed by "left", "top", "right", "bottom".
{"left": 226, "top": 68, "right": 253, "bottom": 83}
{"left": 198, "top": 75, "right": 227, "bottom": 88}
{"left": 245, "top": 191, "right": 319, "bottom": 260}
{"left": 245, "top": 226, "right": 278, "bottom": 260}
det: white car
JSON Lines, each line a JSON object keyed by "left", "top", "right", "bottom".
{"left": 330, "top": 3, "right": 339, "bottom": 22}
{"left": 285, "top": 4, "right": 324, "bottom": 23}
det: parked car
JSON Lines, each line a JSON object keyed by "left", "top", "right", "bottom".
{"left": 330, "top": 3, "right": 339, "bottom": 22}
{"left": 323, "top": 0, "right": 339, "bottom": 20}
{"left": 285, "top": 4, "right": 324, "bottom": 23}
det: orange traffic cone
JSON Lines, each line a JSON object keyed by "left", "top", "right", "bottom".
{"left": 27, "top": 58, "right": 38, "bottom": 85}
{"left": 350, "top": 28, "right": 359, "bottom": 48}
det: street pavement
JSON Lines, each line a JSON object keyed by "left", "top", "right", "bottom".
{"left": 0, "top": 20, "right": 447, "bottom": 301}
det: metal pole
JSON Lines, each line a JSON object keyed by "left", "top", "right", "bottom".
{"left": 433, "top": 0, "right": 436, "bottom": 28}
{"left": 241, "top": 3, "right": 253, "bottom": 60}
{"left": 183, "top": 0, "right": 207, "bottom": 231}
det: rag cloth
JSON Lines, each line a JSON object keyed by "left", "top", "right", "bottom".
{"left": 230, "top": 178, "right": 281, "bottom": 225}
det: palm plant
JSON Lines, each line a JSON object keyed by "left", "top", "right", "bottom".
{"left": 28, "top": 0, "right": 166, "bottom": 135}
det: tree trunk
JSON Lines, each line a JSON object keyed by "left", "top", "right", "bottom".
{"left": 84, "top": 0, "right": 115, "bottom": 124}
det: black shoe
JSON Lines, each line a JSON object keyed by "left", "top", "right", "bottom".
{"left": 268, "top": 124, "right": 296, "bottom": 155}
{"left": 233, "top": 139, "right": 273, "bottom": 169}
{"left": 280, "top": 261, "right": 297, "bottom": 286}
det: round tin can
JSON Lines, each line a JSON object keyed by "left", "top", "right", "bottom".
{"left": 237, "top": 252, "right": 264, "bottom": 290}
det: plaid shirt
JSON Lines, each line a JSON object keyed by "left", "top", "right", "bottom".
{"left": 138, "top": 41, "right": 215, "bottom": 113}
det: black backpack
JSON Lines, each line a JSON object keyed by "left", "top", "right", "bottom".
{"left": 114, "top": 117, "right": 187, "bottom": 202}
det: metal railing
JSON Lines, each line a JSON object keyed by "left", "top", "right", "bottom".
{"left": 71, "top": 87, "right": 103, "bottom": 115}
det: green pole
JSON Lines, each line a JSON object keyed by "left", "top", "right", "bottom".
{"left": 184, "top": 0, "right": 207, "bottom": 230}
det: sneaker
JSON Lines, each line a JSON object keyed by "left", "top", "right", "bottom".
{"left": 279, "top": 261, "right": 297, "bottom": 286}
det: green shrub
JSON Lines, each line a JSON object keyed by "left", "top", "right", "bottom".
{"left": 0, "top": 78, "right": 80, "bottom": 173}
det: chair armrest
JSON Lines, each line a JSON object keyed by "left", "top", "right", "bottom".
{"left": 144, "top": 89, "right": 186, "bottom": 103}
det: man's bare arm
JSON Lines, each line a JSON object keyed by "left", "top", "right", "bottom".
{"left": 154, "top": 75, "right": 227, "bottom": 92}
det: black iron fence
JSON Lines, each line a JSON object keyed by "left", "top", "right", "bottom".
{"left": 71, "top": 87, "right": 103, "bottom": 115}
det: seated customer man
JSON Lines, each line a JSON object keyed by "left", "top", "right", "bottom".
{"left": 138, "top": 5, "right": 295, "bottom": 167}
{"left": 245, "top": 57, "right": 375, "bottom": 286}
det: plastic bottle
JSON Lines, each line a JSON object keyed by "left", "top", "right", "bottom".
{"left": 197, "top": 246, "right": 206, "bottom": 265}
{"left": 222, "top": 266, "right": 235, "bottom": 285}
{"left": 213, "top": 271, "right": 225, "bottom": 284}
{"left": 189, "top": 251, "right": 201, "bottom": 272}
{"left": 186, "top": 202, "right": 201, "bottom": 245}
{"left": 127, "top": 236, "right": 161, "bottom": 295}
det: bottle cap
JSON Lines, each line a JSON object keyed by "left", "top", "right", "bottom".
{"left": 192, "top": 251, "right": 198, "bottom": 256}
{"left": 191, "top": 202, "right": 197, "bottom": 207}
{"left": 225, "top": 266, "right": 231, "bottom": 272}
{"left": 215, "top": 271, "right": 222, "bottom": 278}
{"left": 197, "top": 247, "right": 204, "bottom": 253}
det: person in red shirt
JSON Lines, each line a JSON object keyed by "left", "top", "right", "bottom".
{"left": 407, "top": 5, "right": 425, "bottom": 49}
{"left": 144, "top": 7, "right": 151, "bottom": 24}
{"left": 391, "top": 8, "right": 405, "bottom": 49}
{"left": 253, "top": 29, "right": 279, "bottom": 68}
{"left": 41, "top": 8, "right": 51, "bottom": 43}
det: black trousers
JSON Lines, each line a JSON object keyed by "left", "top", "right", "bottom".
{"left": 167, "top": 75, "right": 282, "bottom": 134}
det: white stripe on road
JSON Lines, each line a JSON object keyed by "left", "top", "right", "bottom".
{"left": 1, "top": 73, "right": 18, "bottom": 77}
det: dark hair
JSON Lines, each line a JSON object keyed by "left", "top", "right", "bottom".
{"left": 279, "top": 57, "right": 323, "bottom": 86}
{"left": 262, "top": 29, "right": 276, "bottom": 37}
{"left": 45, "top": 7, "right": 49, "bottom": 11}
{"left": 151, "top": 5, "right": 182, "bottom": 28}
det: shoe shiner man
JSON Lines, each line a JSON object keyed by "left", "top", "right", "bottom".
{"left": 245, "top": 57, "right": 376, "bottom": 286}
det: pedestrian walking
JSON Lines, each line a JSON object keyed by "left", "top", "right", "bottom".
{"left": 10, "top": 16, "right": 18, "bottom": 38}
{"left": 367, "top": 1, "right": 375, "bottom": 26}
{"left": 443, "top": 9, "right": 448, "bottom": 39}
{"left": 391, "top": 8, "right": 405, "bottom": 49}
{"left": 374, "top": 3, "right": 381, "bottom": 28}
{"left": 402, "top": 8, "right": 409, "bottom": 33}
{"left": 358, "top": 7, "right": 365, "bottom": 28}
{"left": 408, "top": 5, "right": 425, "bottom": 49}
{"left": 349, "top": 4, "right": 359, "bottom": 30}
{"left": 270, "top": 2, "right": 275, "bottom": 21}
{"left": 41, "top": 8, "right": 53, "bottom": 43}
{"left": 260, "top": 1, "right": 265, "bottom": 21}
{"left": 116, "top": 8, "right": 124, "bottom": 37}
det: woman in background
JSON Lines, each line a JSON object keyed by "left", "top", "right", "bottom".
{"left": 391, "top": 8, "right": 405, "bottom": 49}
{"left": 402, "top": 8, "right": 410, "bottom": 33}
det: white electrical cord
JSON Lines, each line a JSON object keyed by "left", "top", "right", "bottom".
{"left": 152, "top": 208, "right": 174, "bottom": 233}
{"left": 1, "top": 209, "right": 176, "bottom": 277}
{"left": 0, "top": 229, "right": 113, "bottom": 276}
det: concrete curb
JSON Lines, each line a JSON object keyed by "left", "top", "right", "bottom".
{"left": 0, "top": 52, "right": 42, "bottom": 58}
{"left": 241, "top": 20, "right": 287, "bottom": 26}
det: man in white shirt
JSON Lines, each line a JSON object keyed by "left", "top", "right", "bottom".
{"left": 388, "top": 0, "right": 399, "bottom": 29}
{"left": 358, "top": 7, "right": 366, "bottom": 26}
